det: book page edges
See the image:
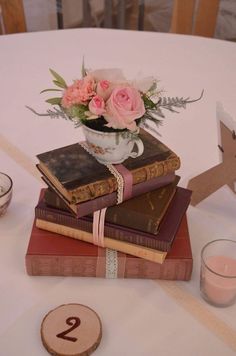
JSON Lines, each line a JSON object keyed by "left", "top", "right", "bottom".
{"left": 35, "top": 219, "right": 167, "bottom": 264}
{"left": 38, "top": 155, "right": 180, "bottom": 204}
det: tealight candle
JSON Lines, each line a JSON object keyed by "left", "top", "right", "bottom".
{"left": 0, "top": 172, "right": 13, "bottom": 216}
{"left": 200, "top": 239, "right": 236, "bottom": 307}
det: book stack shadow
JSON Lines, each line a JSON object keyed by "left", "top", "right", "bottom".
{"left": 26, "top": 129, "right": 193, "bottom": 280}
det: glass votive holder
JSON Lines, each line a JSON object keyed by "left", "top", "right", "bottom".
{"left": 0, "top": 172, "right": 13, "bottom": 216}
{"left": 200, "top": 239, "right": 236, "bottom": 307}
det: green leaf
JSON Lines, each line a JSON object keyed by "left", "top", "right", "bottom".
{"left": 40, "top": 88, "right": 63, "bottom": 94}
{"left": 147, "top": 81, "right": 157, "bottom": 93}
{"left": 142, "top": 94, "right": 156, "bottom": 109}
{"left": 53, "top": 80, "right": 67, "bottom": 89}
{"left": 81, "top": 56, "right": 87, "bottom": 77}
{"left": 67, "top": 104, "right": 88, "bottom": 119}
{"left": 49, "top": 69, "right": 67, "bottom": 88}
{"left": 45, "top": 97, "right": 62, "bottom": 105}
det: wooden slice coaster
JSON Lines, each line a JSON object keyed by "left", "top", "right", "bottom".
{"left": 41, "top": 303, "right": 102, "bottom": 356}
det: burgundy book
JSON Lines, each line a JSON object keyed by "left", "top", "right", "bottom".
{"left": 43, "top": 172, "right": 176, "bottom": 218}
{"left": 35, "top": 186, "right": 192, "bottom": 252}
{"left": 25, "top": 215, "right": 193, "bottom": 280}
{"left": 44, "top": 176, "right": 180, "bottom": 234}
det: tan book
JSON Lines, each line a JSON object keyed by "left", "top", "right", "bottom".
{"left": 36, "top": 219, "right": 167, "bottom": 264}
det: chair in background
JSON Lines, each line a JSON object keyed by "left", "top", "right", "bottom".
{"left": 56, "top": 0, "right": 145, "bottom": 31}
{"left": 0, "top": 0, "right": 26, "bottom": 34}
{"left": 170, "top": 0, "right": 220, "bottom": 37}
{"left": 101, "top": 0, "right": 145, "bottom": 30}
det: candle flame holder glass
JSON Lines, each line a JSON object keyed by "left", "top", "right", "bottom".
{"left": 0, "top": 172, "right": 13, "bottom": 217}
{"left": 200, "top": 239, "right": 236, "bottom": 307}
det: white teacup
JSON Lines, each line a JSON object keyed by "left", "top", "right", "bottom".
{"left": 82, "top": 125, "right": 144, "bottom": 164}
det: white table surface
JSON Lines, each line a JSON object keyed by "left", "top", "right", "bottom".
{"left": 0, "top": 28, "right": 236, "bottom": 356}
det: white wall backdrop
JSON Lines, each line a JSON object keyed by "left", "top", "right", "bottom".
{"left": 23, "top": 0, "right": 236, "bottom": 40}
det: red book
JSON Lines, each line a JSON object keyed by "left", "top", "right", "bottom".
{"left": 25, "top": 214, "right": 193, "bottom": 280}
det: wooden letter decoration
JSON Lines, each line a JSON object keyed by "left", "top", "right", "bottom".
{"left": 187, "top": 103, "right": 236, "bottom": 206}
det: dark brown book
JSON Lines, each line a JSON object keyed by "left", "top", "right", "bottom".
{"left": 104, "top": 177, "right": 180, "bottom": 234}
{"left": 25, "top": 215, "right": 193, "bottom": 280}
{"left": 36, "top": 129, "right": 180, "bottom": 204}
{"left": 35, "top": 186, "right": 192, "bottom": 252}
{"left": 44, "top": 176, "right": 180, "bottom": 234}
{"left": 43, "top": 172, "right": 177, "bottom": 218}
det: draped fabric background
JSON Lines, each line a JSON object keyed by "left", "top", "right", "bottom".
{"left": 23, "top": 0, "right": 236, "bottom": 40}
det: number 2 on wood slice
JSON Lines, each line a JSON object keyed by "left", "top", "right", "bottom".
{"left": 56, "top": 316, "right": 81, "bottom": 342}
{"left": 41, "top": 304, "right": 102, "bottom": 355}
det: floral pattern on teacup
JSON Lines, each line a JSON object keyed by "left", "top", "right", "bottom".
{"left": 87, "top": 142, "right": 115, "bottom": 155}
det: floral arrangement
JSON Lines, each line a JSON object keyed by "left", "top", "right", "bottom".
{"left": 27, "top": 64, "right": 203, "bottom": 136}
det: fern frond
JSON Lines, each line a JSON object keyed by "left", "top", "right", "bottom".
{"left": 156, "top": 90, "right": 204, "bottom": 114}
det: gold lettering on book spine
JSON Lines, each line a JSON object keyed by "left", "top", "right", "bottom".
{"left": 72, "top": 156, "right": 180, "bottom": 204}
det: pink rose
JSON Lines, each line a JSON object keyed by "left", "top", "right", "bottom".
{"left": 96, "top": 80, "right": 112, "bottom": 101}
{"left": 62, "top": 75, "right": 96, "bottom": 108}
{"left": 104, "top": 86, "right": 145, "bottom": 131}
{"left": 88, "top": 95, "right": 106, "bottom": 116}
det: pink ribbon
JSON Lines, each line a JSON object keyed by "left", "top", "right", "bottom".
{"left": 92, "top": 210, "right": 100, "bottom": 246}
{"left": 92, "top": 208, "right": 107, "bottom": 247}
{"left": 114, "top": 163, "right": 133, "bottom": 200}
{"left": 79, "top": 139, "right": 134, "bottom": 245}
{"left": 79, "top": 141, "right": 133, "bottom": 202}
{"left": 92, "top": 163, "right": 133, "bottom": 246}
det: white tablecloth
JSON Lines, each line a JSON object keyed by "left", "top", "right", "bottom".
{"left": 0, "top": 28, "right": 235, "bottom": 356}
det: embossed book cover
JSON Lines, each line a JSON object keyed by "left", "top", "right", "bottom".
{"left": 36, "top": 129, "right": 180, "bottom": 204}
{"left": 26, "top": 215, "right": 193, "bottom": 280}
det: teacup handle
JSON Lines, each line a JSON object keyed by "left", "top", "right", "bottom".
{"left": 128, "top": 137, "right": 144, "bottom": 159}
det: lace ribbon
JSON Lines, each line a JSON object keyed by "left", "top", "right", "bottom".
{"left": 96, "top": 247, "right": 125, "bottom": 278}
{"left": 79, "top": 141, "right": 133, "bottom": 204}
{"left": 106, "top": 163, "right": 133, "bottom": 203}
{"left": 106, "top": 164, "right": 124, "bottom": 204}
{"left": 105, "top": 249, "right": 118, "bottom": 278}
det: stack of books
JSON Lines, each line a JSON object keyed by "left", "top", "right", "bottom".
{"left": 25, "top": 129, "right": 193, "bottom": 280}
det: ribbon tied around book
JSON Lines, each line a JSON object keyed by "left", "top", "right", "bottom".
{"left": 79, "top": 141, "right": 133, "bottom": 262}
{"left": 79, "top": 141, "right": 133, "bottom": 204}
{"left": 95, "top": 247, "right": 125, "bottom": 279}
{"left": 93, "top": 209, "right": 107, "bottom": 247}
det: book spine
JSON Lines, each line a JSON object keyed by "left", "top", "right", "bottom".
{"left": 25, "top": 255, "right": 192, "bottom": 280}
{"left": 35, "top": 219, "right": 167, "bottom": 264}
{"left": 25, "top": 255, "right": 98, "bottom": 277}
{"left": 124, "top": 258, "right": 193, "bottom": 280}
{"left": 35, "top": 206, "right": 169, "bottom": 251}
{"left": 45, "top": 173, "right": 177, "bottom": 218}
{"left": 72, "top": 156, "right": 181, "bottom": 204}
{"left": 44, "top": 189, "right": 70, "bottom": 212}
